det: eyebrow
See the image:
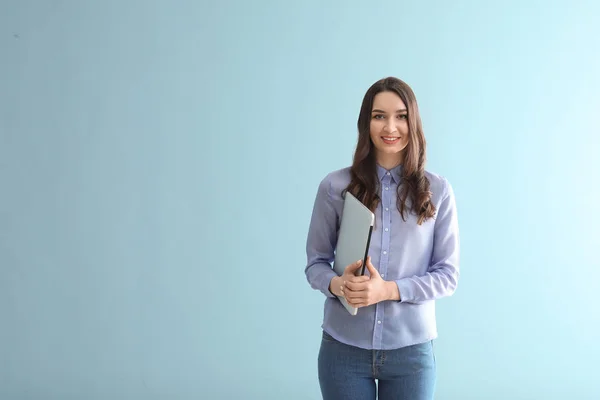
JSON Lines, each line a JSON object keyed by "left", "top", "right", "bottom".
{"left": 371, "top": 109, "right": 407, "bottom": 113}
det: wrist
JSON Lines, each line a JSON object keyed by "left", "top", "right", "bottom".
{"left": 329, "top": 276, "right": 341, "bottom": 296}
{"left": 384, "top": 280, "right": 401, "bottom": 301}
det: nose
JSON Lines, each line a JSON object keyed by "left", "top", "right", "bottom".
{"left": 383, "top": 118, "right": 397, "bottom": 133}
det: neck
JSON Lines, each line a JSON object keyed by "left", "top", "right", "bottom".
{"left": 376, "top": 152, "right": 404, "bottom": 170}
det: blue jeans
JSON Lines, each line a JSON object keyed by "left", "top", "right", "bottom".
{"left": 318, "top": 331, "right": 436, "bottom": 400}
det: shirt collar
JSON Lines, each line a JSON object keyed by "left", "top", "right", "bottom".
{"left": 376, "top": 163, "right": 402, "bottom": 184}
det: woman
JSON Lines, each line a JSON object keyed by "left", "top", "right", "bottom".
{"left": 304, "top": 77, "right": 460, "bottom": 400}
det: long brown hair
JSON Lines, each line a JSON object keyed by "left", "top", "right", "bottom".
{"left": 345, "top": 77, "right": 436, "bottom": 225}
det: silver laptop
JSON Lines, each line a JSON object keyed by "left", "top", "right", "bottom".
{"left": 332, "top": 191, "right": 375, "bottom": 315}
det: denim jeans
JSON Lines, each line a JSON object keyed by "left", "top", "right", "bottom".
{"left": 318, "top": 331, "right": 436, "bottom": 400}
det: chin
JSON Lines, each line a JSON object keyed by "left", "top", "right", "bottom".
{"left": 381, "top": 146, "right": 406, "bottom": 154}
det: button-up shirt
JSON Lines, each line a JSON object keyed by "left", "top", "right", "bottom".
{"left": 305, "top": 164, "right": 460, "bottom": 350}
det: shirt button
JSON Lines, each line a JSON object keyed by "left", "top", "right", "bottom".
{"left": 385, "top": 207, "right": 389, "bottom": 211}
{"left": 386, "top": 172, "right": 390, "bottom": 175}
{"left": 383, "top": 251, "right": 387, "bottom": 255}
{"left": 377, "top": 320, "right": 382, "bottom": 324}
{"left": 381, "top": 274, "right": 385, "bottom": 278}
{"left": 384, "top": 228, "right": 388, "bottom": 232}
{"left": 385, "top": 187, "right": 389, "bottom": 190}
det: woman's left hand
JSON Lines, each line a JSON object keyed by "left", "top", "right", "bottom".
{"left": 343, "top": 256, "right": 400, "bottom": 308}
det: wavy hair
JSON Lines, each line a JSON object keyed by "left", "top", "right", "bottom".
{"left": 345, "top": 77, "right": 435, "bottom": 225}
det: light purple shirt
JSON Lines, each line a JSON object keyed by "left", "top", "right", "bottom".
{"left": 305, "top": 164, "right": 460, "bottom": 350}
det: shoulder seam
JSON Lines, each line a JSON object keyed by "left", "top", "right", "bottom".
{"left": 326, "top": 176, "right": 333, "bottom": 201}
{"left": 441, "top": 176, "right": 450, "bottom": 200}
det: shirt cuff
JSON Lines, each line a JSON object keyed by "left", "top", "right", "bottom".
{"left": 395, "top": 279, "right": 413, "bottom": 303}
{"left": 317, "top": 269, "right": 338, "bottom": 298}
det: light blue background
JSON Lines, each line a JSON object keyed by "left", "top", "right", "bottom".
{"left": 2, "top": 1, "right": 599, "bottom": 399}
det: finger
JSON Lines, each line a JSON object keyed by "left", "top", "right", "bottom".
{"left": 344, "top": 276, "right": 371, "bottom": 286}
{"left": 344, "top": 280, "right": 368, "bottom": 292}
{"left": 346, "top": 297, "right": 363, "bottom": 307}
{"left": 345, "top": 275, "right": 370, "bottom": 283}
{"left": 345, "top": 259, "right": 363, "bottom": 273}
{"left": 365, "top": 256, "right": 380, "bottom": 277}
{"left": 344, "top": 290, "right": 363, "bottom": 300}
{"left": 345, "top": 291, "right": 368, "bottom": 303}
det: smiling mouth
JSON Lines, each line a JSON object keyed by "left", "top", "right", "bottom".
{"left": 381, "top": 136, "right": 400, "bottom": 144}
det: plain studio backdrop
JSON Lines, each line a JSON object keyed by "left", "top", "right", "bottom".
{"left": 1, "top": 1, "right": 599, "bottom": 399}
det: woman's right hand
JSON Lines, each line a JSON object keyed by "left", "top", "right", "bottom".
{"left": 329, "top": 260, "right": 364, "bottom": 297}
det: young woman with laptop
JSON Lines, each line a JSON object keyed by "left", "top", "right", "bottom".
{"left": 304, "top": 77, "right": 460, "bottom": 400}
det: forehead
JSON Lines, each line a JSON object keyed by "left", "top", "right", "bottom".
{"left": 372, "top": 91, "right": 406, "bottom": 111}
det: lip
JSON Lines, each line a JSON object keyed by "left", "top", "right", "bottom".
{"left": 381, "top": 136, "right": 401, "bottom": 144}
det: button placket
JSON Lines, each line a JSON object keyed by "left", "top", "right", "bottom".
{"left": 381, "top": 176, "right": 392, "bottom": 278}
{"left": 374, "top": 174, "right": 392, "bottom": 347}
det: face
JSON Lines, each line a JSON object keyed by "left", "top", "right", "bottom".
{"left": 369, "top": 91, "right": 409, "bottom": 167}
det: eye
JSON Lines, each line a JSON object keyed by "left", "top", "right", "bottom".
{"left": 397, "top": 114, "right": 408, "bottom": 120}
{"left": 372, "top": 114, "right": 384, "bottom": 119}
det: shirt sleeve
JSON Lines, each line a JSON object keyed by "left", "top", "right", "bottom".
{"left": 305, "top": 176, "right": 339, "bottom": 298}
{"left": 395, "top": 179, "right": 460, "bottom": 304}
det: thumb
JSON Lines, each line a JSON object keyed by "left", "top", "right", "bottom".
{"left": 346, "top": 259, "right": 363, "bottom": 274}
{"left": 365, "top": 257, "right": 380, "bottom": 278}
